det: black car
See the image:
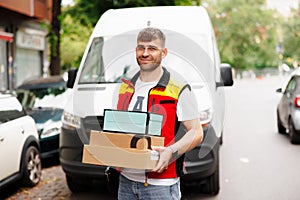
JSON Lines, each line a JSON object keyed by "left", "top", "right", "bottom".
{"left": 16, "top": 76, "right": 71, "bottom": 159}
{"left": 276, "top": 70, "right": 300, "bottom": 144}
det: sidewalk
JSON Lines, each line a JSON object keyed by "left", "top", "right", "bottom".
{"left": 6, "top": 165, "right": 71, "bottom": 200}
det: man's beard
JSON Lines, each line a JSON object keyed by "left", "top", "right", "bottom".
{"left": 137, "top": 57, "right": 162, "bottom": 72}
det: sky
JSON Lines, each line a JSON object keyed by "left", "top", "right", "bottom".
{"left": 267, "top": 0, "right": 299, "bottom": 16}
{"left": 62, "top": 0, "right": 74, "bottom": 6}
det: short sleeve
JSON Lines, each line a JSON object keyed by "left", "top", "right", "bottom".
{"left": 176, "top": 87, "right": 200, "bottom": 121}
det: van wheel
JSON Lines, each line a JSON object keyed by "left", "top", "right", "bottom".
{"left": 22, "top": 146, "right": 42, "bottom": 187}
{"left": 202, "top": 159, "right": 220, "bottom": 195}
{"left": 66, "top": 175, "right": 90, "bottom": 193}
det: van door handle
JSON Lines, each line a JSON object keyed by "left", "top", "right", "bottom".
{"left": 0, "top": 137, "right": 4, "bottom": 142}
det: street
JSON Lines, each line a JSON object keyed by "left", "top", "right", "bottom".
{"left": 215, "top": 75, "right": 300, "bottom": 200}
{"left": 2, "top": 75, "right": 300, "bottom": 200}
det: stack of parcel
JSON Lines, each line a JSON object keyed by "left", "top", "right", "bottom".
{"left": 82, "top": 109, "right": 164, "bottom": 169}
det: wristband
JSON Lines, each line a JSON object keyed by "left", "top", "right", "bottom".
{"left": 169, "top": 145, "right": 178, "bottom": 159}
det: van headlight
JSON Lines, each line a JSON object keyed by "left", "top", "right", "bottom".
{"left": 199, "top": 108, "right": 212, "bottom": 127}
{"left": 62, "top": 111, "right": 81, "bottom": 129}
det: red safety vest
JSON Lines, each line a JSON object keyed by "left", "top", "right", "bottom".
{"left": 117, "top": 68, "right": 190, "bottom": 179}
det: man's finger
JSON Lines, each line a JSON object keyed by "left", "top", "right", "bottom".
{"left": 152, "top": 160, "right": 163, "bottom": 172}
{"left": 151, "top": 146, "right": 164, "bottom": 152}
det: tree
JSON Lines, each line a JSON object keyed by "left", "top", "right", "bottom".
{"left": 60, "top": 14, "right": 92, "bottom": 70}
{"left": 64, "top": 0, "right": 183, "bottom": 27}
{"left": 282, "top": 4, "right": 300, "bottom": 68}
{"left": 49, "top": 0, "right": 62, "bottom": 75}
{"left": 63, "top": 0, "right": 112, "bottom": 26}
{"left": 204, "top": 0, "right": 279, "bottom": 70}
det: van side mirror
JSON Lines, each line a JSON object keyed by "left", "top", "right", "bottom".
{"left": 216, "top": 63, "right": 234, "bottom": 87}
{"left": 276, "top": 88, "right": 282, "bottom": 93}
{"left": 66, "top": 68, "right": 78, "bottom": 88}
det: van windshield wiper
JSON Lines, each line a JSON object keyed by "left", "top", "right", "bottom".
{"left": 78, "top": 81, "right": 119, "bottom": 84}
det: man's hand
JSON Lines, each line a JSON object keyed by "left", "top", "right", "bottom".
{"left": 151, "top": 146, "right": 173, "bottom": 173}
{"left": 150, "top": 119, "right": 203, "bottom": 174}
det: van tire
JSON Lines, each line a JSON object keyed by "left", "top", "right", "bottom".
{"left": 66, "top": 175, "right": 89, "bottom": 193}
{"left": 202, "top": 157, "right": 220, "bottom": 195}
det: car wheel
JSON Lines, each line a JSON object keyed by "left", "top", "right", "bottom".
{"left": 277, "top": 111, "right": 286, "bottom": 134}
{"left": 202, "top": 158, "right": 220, "bottom": 195}
{"left": 289, "top": 119, "right": 300, "bottom": 144}
{"left": 22, "top": 146, "right": 42, "bottom": 187}
{"left": 66, "top": 175, "right": 90, "bottom": 193}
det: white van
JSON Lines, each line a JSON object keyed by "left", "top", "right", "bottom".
{"left": 60, "top": 6, "right": 233, "bottom": 195}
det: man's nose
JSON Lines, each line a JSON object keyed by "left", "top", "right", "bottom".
{"left": 142, "top": 48, "right": 150, "bottom": 56}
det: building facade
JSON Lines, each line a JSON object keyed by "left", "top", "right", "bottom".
{"left": 0, "top": 0, "right": 52, "bottom": 90}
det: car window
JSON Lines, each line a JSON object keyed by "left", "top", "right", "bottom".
{"left": 295, "top": 76, "right": 300, "bottom": 93}
{"left": 0, "top": 110, "right": 26, "bottom": 123}
{"left": 285, "top": 77, "right": 296, "bottom": 93}
{"left": 17, "top": 87, "right": 67, "bottom": 109}
{"left": 0, "top": 97, "right": 26, "bottom": 123}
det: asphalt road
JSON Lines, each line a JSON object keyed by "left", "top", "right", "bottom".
{"left": 2, "top": 75, "right": 300, "bottom": 200}
{"left": 213, "top": 75, "right": 300, "bottom": 200}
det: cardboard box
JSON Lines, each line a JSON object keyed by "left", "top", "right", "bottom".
{"left": 82, "top": 130, "right": 164, "bottom": 169}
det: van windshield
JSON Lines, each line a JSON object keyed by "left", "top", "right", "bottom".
{"left": 78, "top": 30, "right": 214, "bottom": 84}
{"left": 78, "top": 37, "right": 106, "bottom": 83}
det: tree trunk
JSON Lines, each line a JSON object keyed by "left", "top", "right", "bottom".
{"left": 49, "top": 0, "right": 62, "bottom": 75}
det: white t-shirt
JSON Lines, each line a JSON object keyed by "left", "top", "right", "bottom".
{"left": 121, "top": 77, "right": 200, "bottom": 186}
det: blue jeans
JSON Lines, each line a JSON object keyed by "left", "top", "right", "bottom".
{"left": 118, "top": 174, "right": 181, "bottom": 200}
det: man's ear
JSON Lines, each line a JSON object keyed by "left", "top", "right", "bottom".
{"left": 162, "top": 48, "right": 168, "bottom": 58}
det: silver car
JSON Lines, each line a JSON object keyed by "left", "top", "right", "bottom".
{"left": 276, "top": 71, "right": 300, "bottom": 144}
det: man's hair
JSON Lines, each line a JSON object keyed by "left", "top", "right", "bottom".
{"left": 137, "top": 27, "right": 166, "bottom": 47}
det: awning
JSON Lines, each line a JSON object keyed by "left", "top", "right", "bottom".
{"left": 0, "top": 31, "right": 14, "bottom": 42}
